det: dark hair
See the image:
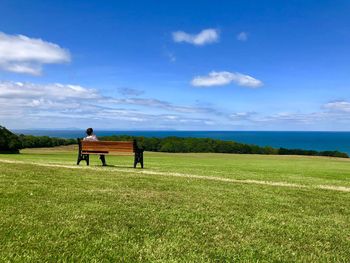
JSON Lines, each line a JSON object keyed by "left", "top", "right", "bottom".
{"left": 86, "top": 128, "right": 93, "bottom": 136}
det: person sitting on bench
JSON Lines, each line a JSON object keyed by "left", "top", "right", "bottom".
{"left": 83, "top": 128, "right": 107, "bottom": 166}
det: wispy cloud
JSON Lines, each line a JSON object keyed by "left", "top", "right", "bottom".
{"left": 227, "top": 100, "right": 350, "bottom": 130}
{"left": 191, "top": 71, "right": 263, "bottom": 88}
{"left": 117, "top": 87, "right": 144, "bottom": 97}
{"left": 166, "top": 52, "right": 176, "bottom": 62}
{"left": 237, "top": 32, "right": 248, "bottom": 41}
{"left": 0, "top": 81, "right": 100, "bottom": 99}
{"left": 106, "top": 98, "right": 221, "bottom": 114}
{"left": 323, "top": 100, "right": 350, "bottom": 112}
{"left": 0, "top": 32, "right": 70, "bottom": 75}
{"left": 172, "top": 28, "right": 219, "bottom": 46}
{"left": 162, "top": 46, "right": 176, "bottom": 62}
{"left": 230, "top": 112, "right": 256, "bottom": 121}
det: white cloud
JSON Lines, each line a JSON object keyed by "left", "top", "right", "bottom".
{"left": 0, "top": 32, "right": 70, "bottom": 75}
{"left": 237, "top": 32, "right": 248, "bottom": 41}
{"left": 191, "top": 71, "right": 263, "bottom": 88}
{"left": 172, "top": 28, "right": 219, "bottom": 46}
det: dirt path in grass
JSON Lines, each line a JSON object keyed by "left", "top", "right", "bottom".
{"left": 1, "top": 158, "right": 350, "bottom": 193}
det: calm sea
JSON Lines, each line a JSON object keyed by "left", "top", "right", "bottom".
{"left": 13, "top": 130, "right": 350, "bottom": 154}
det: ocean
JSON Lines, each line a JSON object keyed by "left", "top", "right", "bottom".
{"left": 13, "top": 130, "right": 350, "bottom": 154}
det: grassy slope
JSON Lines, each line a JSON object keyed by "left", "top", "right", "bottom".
{"left": 0, "top": 146, "right": 350, "bottom": 262}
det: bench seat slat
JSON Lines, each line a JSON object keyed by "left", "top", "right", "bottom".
{"left": 83, "top": 145, "right": 134, "bottom": 148}
{"left": 82, "top": 147, "right": 134, "bottom": 150}
{"left": 82, "top": 151, "right": 134, "bottom": 156}
{"left": 82, "top": 150, "right": 109, "bottom": 154}
{"left": 82, "top": 146, "right": 134, "bottom": 150}
{"left": 81, "top": 150, "right": 134, "bottom": 154}
{"left": 82, "top": 146, "right": 134, "bottom": 152}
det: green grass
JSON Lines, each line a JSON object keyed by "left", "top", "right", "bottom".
{"left": 1, "top": 146, "right": 350, "bottom": 262}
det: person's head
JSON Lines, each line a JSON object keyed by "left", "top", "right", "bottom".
{"left": 86, "top": 128, "right": 93, "bottom": 136}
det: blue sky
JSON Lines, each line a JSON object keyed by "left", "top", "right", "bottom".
{"left": 1, "top": 0, "right": 350, "bottom": 130}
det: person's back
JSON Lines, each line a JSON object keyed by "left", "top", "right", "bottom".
{"left": 83, "top": 134, "right": 98, "bottom": 141}
{"left": 83, "top": 128, "right": 106, "bottom": 166}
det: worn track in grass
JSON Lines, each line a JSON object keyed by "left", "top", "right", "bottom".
{"left": 1, "top": 158, "right": 349, "bottom": 193}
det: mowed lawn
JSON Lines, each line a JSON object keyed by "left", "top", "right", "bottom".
{"left": 1, "top": 146, "right": 350, "bottom": 262}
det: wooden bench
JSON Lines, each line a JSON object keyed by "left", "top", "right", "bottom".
{"left": 77, "top": 139, "right": 144, "bottom": 168}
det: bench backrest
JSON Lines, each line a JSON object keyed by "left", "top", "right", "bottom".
{"left": 81, "top": 140, "right": 135, "bottom": 155}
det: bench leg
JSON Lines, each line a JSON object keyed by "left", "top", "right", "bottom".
{"left": 141, "top": 153, "right": 144, "bottom": 168}
{"left": 77, "top": 154, "right": 89, "bottom": 166}
{"left": 134, "top": 150, "right": 144, "bottom": 168}
{"left": 77, "top": 154, "right": 84, "bottom": 165}
{"left": 133, "top": 154, "right": 138, "bottom": 168}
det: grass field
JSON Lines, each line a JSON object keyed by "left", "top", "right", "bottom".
{"left": 1, "top": 146, "right": 350, "bottom": 262}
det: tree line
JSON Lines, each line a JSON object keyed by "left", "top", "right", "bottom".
{"left": 100, "top": 135, "right": 349, "bottom": 158}
{"left": 0, "top": 125, "right": 348, "bottom": 158}
{"left": 18, "top": 135, "right": 76, "bottom": 148}
{"left": 0, "top": 126, "right": 75, "bottom": 153}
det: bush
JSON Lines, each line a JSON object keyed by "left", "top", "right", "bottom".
{"left": 0, "top": 126, "right": 22, "bottom": 153}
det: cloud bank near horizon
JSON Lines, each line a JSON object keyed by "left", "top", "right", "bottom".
{"left": 0, "top": 81, "right": 349, "bottom": 130}
{"left": 0, "top": 81, "right": 221, "bottom": 129}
